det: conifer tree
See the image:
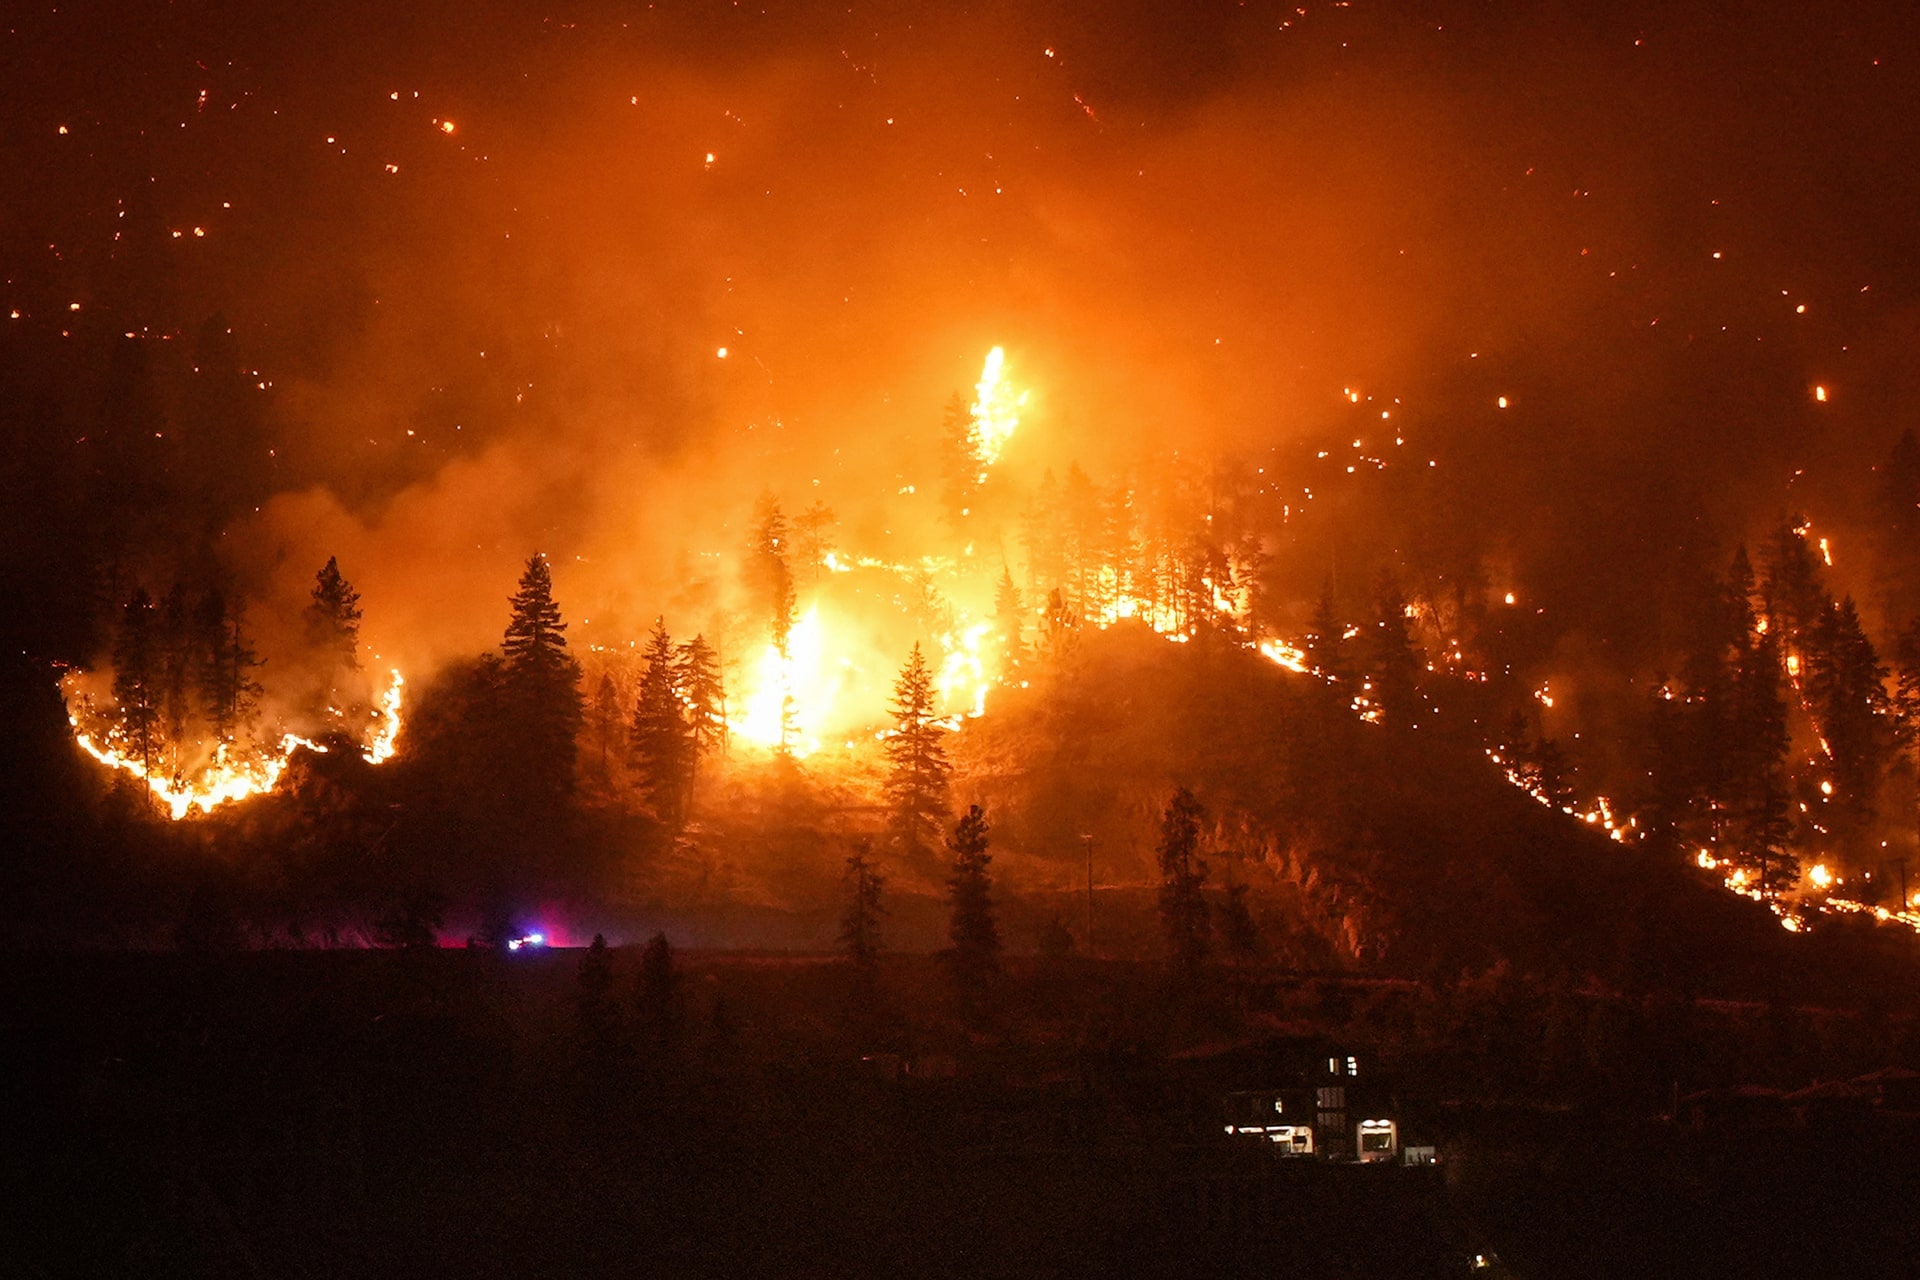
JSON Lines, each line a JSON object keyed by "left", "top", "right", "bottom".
{"left": 944, "top": 805, "right": 1001, "bottom": 1003}
{"left": 840, "top": 845, "right": 886, "bottom": 969}
{"left": 940, "top": 391, "right": 981, "bottom": 526}
{"left": 589, "top": 672, "right": 624, "bottom": 779}
{"left": 1304, "top": 579, "right": 1351, "bottom": 682}
{"left": 1731, "top": 630, "right": 1797, "bottom": 896}
{"left": 197, "top": 590, "right": 262, "bottom": 757}
{"left": 631, "top": 618, "right": 695, "bottom": 826}
{"left": 884, "top": 644, "right": 951, "bottom": 860}
{"left": 676, "top": 633, "right": 728, "bottom": 756}
{"left": 792, "top": 500, "right": 838, "bottom": 583}
{"left": 994, "top": 566, "right": 1025, "bottom": 669}
{"left": 1761, "top": 516, "right": 1828, "bottom": 650}
{"left": 634, "top": 931, "right": 682, "bottom": 1058}
{"left": 1156, "top": 787, "right": 1212, "bottom": 974}
{"left": 1021, "top": 468, "right": 1066, "bottom": 598}
{"left": 112, "top": 586, "right": 162, "bottom": 782}
{"left": 158, "top": 582, "right": 196, "bottom": 774}
{"left": 1363, "top": 577, "right": 1423, "bottom": 726}
{"left": 1221, "top": 881, "right": 1262, "bottom": 963}
{"left": 305, "top": 556, "right": 362, "bottom": 672}
{"left": 500, "top": 553, "right": 584, "bottom": 806}
{"left": 1805, "top": 597, "right": 1891, "bottom": 865}
{"left": 749, "top": 493, "right": 797, "bottom": 656}
{"left": 576, "top": 933, "right": 617, "bottom": 1052}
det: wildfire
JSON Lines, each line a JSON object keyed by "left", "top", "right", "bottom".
{"left": 967, "top": 346, "right": 1027, "bottom": 479}
{"left": 63, "top": 666, "right": 406, "bottom": 820}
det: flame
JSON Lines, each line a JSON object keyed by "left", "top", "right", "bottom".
{"left": 732, "top": 606, "right": 847, "bottom": 757}
{"left": 363, "top": 669, "right": 405, "bottom": 763}
{"left": 967, "top": 346, "right": 1027, "bottom": 478}
{"left": 63, "top": 665, "right": 405, "bottom": 820}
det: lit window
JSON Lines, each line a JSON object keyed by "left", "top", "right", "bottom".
{"left": 1347, "top": 1056, "right": 1359, "bottom": 1077}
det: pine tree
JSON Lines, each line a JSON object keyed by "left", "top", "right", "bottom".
{"left": 158, "top": 582, "right": 196, "bottom": 775}
{"left": 940, "top": 391, "right": 981, "bottom": 526}
{"left": 634, "top": 932, "right": 682, "bottom": 1058}
{"left": 792, "top": 500, "right": 838, "bottom": 583}
{"left": 197, "top": 590, "right": 262, "bottom": 757}
{"left": 305, "top": 556, "right": 362, "bottom": 672}
{"left": 1021, "top": 468, "right": 1066, "bottom": 598}
{"left": 500, "top": 554, "right": 584, "bottom": 807}
{"left": 112, "top": 586, "right": 162, "bottom": 782}
{"left": 749, "top": 493, "right": 797, "bottom": 656}
{"left": 994, "top": 566, "right": 1025, "bottom": 669}
{"left": 840, "top": 846, "right": 886, "bottom": 969}
{"left": 588, "top": 672, "right": 624, "bottom": 779}
{"left": 676, "top": 633, "right": 728, "bottom": 757}
{"left": 1761, "top": 516, "right": 1828, "bottom": 651}
{"left": 1731, "top": 631, "right": 1797, "bottom": 897}
{"left": 1156, "top": 787, "right": 1212, "bottom": 974}
{"left": 1363, "top": 576, "right": 1422, "bottom": 726}
{"left": 1304, "top": 578, "right": 1350, "bottom": 682}
{"left": 884, "top": 644, "right": 951, "bottom": 860}
{"left": 944, "top": 805, "right": 1001, "bottom": 1004}
{"left": 576, "top": 933, "right": 617, "bottom": 1052}
{"left": 1805, "top": 597, "right": 1890, "bottom": 867}
{"left": 631, "top": 618, "right": 695, "bottom": 826}
{"left": 1221, "top": 881, "right": 1262, "bottom": 963}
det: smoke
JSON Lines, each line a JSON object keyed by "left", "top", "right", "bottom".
{"left": 14, "top": 0, "right": 1915, "bottom": 696}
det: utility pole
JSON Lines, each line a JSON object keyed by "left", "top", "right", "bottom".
{"left": 1080, "top": 833, "right": 1095, "bottom": 959}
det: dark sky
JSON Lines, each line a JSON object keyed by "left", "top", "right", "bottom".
{"left": 4, "top": 0, "right": 1918, "bottom": 672}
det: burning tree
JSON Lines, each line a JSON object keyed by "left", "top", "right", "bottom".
{"left": 884, "top": 644, "right": 951, "bottom": 861}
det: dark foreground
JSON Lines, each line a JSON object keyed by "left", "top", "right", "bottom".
{"left": 6, "top": 950, "right": 1919, "bottom": 1278}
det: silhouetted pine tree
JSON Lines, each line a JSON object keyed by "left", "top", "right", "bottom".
{"left": 748, "top": 494, "right": 797, "bottom": 750}
{"left": 884, "top": 644, "right": 951, "bottom": 861}
{"left": 588, "top": 672, "right": 624, "bottom": 780}
{"left": 940, "top": 392, "right": 981, "bottom": 527}
{"left": 944, "top": 805, "right": 1000, "bottom": 1009}
{"left": 1805, "top": 597, "right": 1890, "bottom": 866}
{"left": 1156, "top": 787, "right": 1211, "bottom": 975}
{"left": 157, "top": 582, "right": 196, "bottom": 775}
{"left": 1761, "top": 516, "right": 1828, "bottom": 650}
{"left": 576, "top": 933, "right": 617, "bottom": 1053}
{"left": 631, "top": 618, "right": 694, "bottom": 827}
{"left": 305, "top": 556, "right": 362, "bottom": 672}
{"left": 1363, "top": 576, "right": 1422, "bottom": 726}
{"left": 994, "top": 566, "right": 1025, "bottom": 668}
{"left": 500, "top": 553, "right": 584, "bottom": 808}
{"left": 1021, "top": 468, "right": 1067, "bottom": 598}
{"left": 792, "top": 500, "right": 837, "bottom": 584}
{"left": 1304, "top": 578, "right": 1350, "bottom": 678}
{"left": 1221, "top": 881, "right": 1262, "bottom": 963}
{"left": 111, "top": 586, "right": 162, "bottom": 783}
{"left": 675, "top": 633, "right": 727, "bottom": 758}
{"left": 840, "top": 846, "right": 886, "bottom": 969}
{"left": 1731, "top": 631, "right": 1797, "bottom": 897}
{"left": 196, "top": 590, "right": 262, "bottom": 757}
{"left": 634, "top": 932, "right": 681, "bottom": 1059}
